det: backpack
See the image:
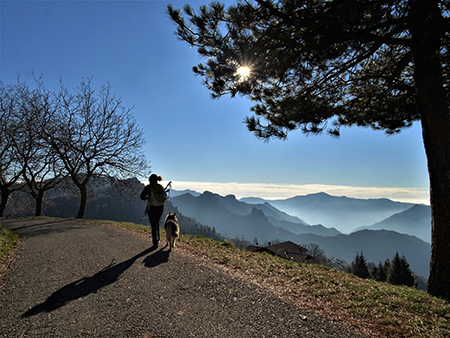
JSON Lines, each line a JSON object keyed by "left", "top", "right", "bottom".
{"left": 150, "top": 183, "right": 167, "bottom": 206}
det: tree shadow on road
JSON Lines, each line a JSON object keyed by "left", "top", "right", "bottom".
{"left": 21, "top": 244, "right": 165, "bottom": 318}
{"left": 2, "top": 218, "right": 84, "bottom": 238}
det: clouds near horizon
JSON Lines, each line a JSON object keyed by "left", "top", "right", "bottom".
{"left": 166, "top": 181, "right": 430, "bottom": 205}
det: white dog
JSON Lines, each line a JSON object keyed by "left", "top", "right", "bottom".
{"left": 164, "top": 213, "right": 180, "bottom": 250}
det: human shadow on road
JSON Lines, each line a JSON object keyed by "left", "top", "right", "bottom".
{"left": 22, "top": 245, "right": 159, "bottom": 318}
{"left": 143, "top": 245, "right": 170, "bottom": 268}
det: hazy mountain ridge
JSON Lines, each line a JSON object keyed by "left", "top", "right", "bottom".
{"left": 263, "top": 192, "right": 417, "bottom": 233}
{"left": 172, "top": 190, "right": 430, "bottom": 277}
{"left": 169, "top": 191, "right": 340, "bottom": 238}
{"left": 353, "top": 204, "right": 431, "bottom": 243}
{"left": 168, "top": 192, "right": 307, "bottom": 242}
{"left": 244, "top": 193, "right": 431, "bottom": 243}
{"left": 241, "top": 193, "right": 430, "bottom": 241}
{"left": 170, "top": 189, "right": 201, "bottom": 198}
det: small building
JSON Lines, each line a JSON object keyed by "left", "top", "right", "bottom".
{"left": 247, "top": 241, "right": 312, "bottom": 263}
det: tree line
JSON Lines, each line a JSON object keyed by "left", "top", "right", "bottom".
{"left": 351, "top": 251, "right": 416, "bottom": 288}
{"left": 0, "top": 77, "right": 149, "bottom": 219}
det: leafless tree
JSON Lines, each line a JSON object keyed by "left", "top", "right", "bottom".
{"left": 0, "top": 83, "right": 24, "bottom": 216}
{"left": 45, "top": 78, "right": 149, "bottom": 218}
{"left": 12, "top": 79, "right": 66, "bottom": 216}
{"left": 303, "top": 243, "right": 329, "bottom": 266}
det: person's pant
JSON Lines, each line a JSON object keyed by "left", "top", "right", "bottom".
{"left": 148, "top": 205, "right": 164, "bottom": 245}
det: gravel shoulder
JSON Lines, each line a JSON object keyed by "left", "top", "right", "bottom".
{"left": 0, "top": 218, "right": 366, "bottom": 338}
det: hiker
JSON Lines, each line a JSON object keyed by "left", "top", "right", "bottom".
{"left": 140, "top": 174, "right": 170, "bottom": 247}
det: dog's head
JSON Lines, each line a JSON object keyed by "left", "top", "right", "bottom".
{"left": 165, "top": 212, "right": 177, "bottom": 222}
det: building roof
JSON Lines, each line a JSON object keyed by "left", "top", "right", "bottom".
{"left": 247, "top": 241, "right": 312, "bottom": 263}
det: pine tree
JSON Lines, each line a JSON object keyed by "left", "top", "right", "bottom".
{"left": 388, "top": 252, "right": 415, "bottom": 287}
{"left": 370, "top": 265, "right": 379, "bottom": 281}
{"left": 168, "top": 0, "right": 450, "bottom": 300}
{"left": 377, "top": 261, "right": 388, "bottom": 282}
{"left": 351, "top": 252, "right": 370, "bottom": 279}
{"left": 371, "top": 261, "right": 388, "bottom": 282}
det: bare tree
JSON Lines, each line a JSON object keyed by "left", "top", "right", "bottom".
{"left": 45, "top": 78, "right": 149, "bottom": 218}
{"left": 303, "top": 243, "right": 327, "bottom": 265}
{"left": 12, "top": 79, "right": 66, "bottom": 216}
{"left": 0, "top": 82, "right": 24, "bottom": 216}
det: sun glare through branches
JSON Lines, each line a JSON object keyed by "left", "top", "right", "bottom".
{"left": 236, "top": 66, "right": 251, "bottom": 80}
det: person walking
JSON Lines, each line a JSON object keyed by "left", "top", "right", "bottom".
{"left": 140, "top": 174, "right": 170, "bottom": 247}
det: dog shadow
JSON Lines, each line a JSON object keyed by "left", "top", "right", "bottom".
{"left": 143, "top": 245, "right": 171, "bottom": 268}
{"left": 22, "top": 245, "right": 157, "bottom": 318}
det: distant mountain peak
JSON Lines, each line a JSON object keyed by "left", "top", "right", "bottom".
{"left": 224, "top": 194, "right": 238, "bottom": 201}
{"left": 201, "top": 191, "right": 221, "bottom": 199}
{"left": 311, "top": 192, "right": 331, "bottom": 197}
{"left": 250, "top": 207, "right": 266, "bottom": 217}
{"left": 352, "top": 203, "right": 431, "bottom": 243}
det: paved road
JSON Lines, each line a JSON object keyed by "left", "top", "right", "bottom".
{"left": 0, "top": 218, "right": 365, "bottom": 338}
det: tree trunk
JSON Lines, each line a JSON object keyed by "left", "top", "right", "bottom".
{"left": 0, "top": 188, "right": 10, "bottom": 217}
{"left": 410, "top": 0, "right": 450, "bottom": 300}
{"left": 76, "top": 184, "right": 87, "bottom": 219}
{"left": 35, "top": 191, "right": 44, "bottom": 217}
{"left": 421, "top": 103, "right": 450, "bottom": 301}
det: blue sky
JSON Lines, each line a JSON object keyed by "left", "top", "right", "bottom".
{"left": 1, "top": 0, "right": 430, "bottom": 204}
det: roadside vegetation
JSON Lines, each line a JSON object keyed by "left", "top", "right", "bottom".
{"left": 0, "top": 223, "right": 18, "bottom": 259}
{"left": 179, "top": 235, "right": 450, "bottom": 338}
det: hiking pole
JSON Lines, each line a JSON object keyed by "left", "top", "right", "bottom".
{"left": 165, "top": 181, "right": 172, "bottom": 198}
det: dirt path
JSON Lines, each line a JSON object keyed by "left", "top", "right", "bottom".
{"left": 0, "top": 218, "right": 364, "bottom": 338}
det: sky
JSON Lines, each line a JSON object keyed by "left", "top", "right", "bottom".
{"left": 1, "top": 0, "right": 430, "bottom": 204}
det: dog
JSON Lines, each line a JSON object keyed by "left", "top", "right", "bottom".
{"left": 164, "top": 213, "right": 180, "bottom": 250}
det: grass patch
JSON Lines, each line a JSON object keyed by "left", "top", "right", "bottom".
{"left": 0, "top": 223, "right": 18, "bottom": 259}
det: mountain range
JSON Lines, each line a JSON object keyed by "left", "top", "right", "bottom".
{"left": 242, "top": 192, "right": 419, "bottom": 234}
{"left": 170, "top": 190, "right": 431, "bottom": 277}
{"left": 170, "top": 191, "right": 340, "bottom": 239}
{"left": 354, "top": 204, "right": 431, "bottom": 243}
{"left": 246, "top": 192, "right": 431, "bottom": 243}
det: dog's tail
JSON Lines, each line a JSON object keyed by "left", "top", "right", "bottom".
{"left": 166, "top": 221, "right": 179, "bottom": 238}
{"left": 172, "top": 223, "right": 179, "bottom": 238}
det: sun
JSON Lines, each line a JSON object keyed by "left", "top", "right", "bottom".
{"left": 236, "top": 66, "right": 251, "bottom": 79}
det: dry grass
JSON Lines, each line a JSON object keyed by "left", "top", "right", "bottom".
{"left": 0, "top": 223, "right": 18, "bottom": 259}
{"left": 176, "top": 234, "right": 450, "bottom": 337}
{"left": 0, "top": 222, "right": 20, "bottom": 284}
